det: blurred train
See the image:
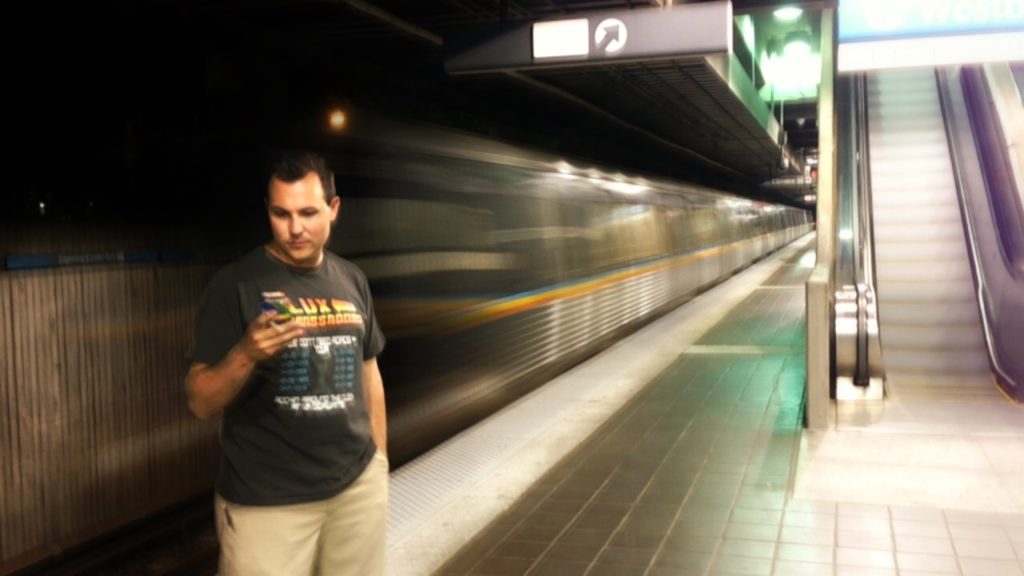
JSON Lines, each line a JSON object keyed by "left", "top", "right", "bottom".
{"left": 0, "top": 114, "right": 811, "bottom": 571}
{"left": 323, "top": 116, "right": 813, "bottom": 466}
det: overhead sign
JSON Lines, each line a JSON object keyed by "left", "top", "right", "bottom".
{"left": 838, "top": 0, "right": 1024, "bottom": 70}
{"left": 839, "top": 0, "right": 1024, "bottom": 41}
{"left": 594, "top": 18, "right": 628, "bottom": 55}
{"left": 446, "top": 1, "right": 732, "bottom": 74}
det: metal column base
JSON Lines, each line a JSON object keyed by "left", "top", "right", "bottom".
{"left": 836, "top": 375, "right": 885, "bottom": 400}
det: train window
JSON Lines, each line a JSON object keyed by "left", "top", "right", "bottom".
{"left": 485, "top": 195, "right": 590, "bottom": 289}
{"left": 665, "top": 207, "right": 699, "bottom": 254}
{"left": 687, "top": 207, "right": 720, "bottom": 250}
{"left": 586, "top": 203, "right": 666, "bottom": 272}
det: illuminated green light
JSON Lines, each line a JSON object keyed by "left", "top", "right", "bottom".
{"left": 773, "top": 6, "right": 803, "bottom": 22}
{"left": 784, "top": 38, "right": 812, "bottom": 57}
{"left": 759, "top": 49, "right": 822, "bottom": 101}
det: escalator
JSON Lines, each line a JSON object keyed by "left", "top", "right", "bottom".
{"left": 834, "top": 63, "right": 1024, "bottom": 410}
{"left": 865, "top": 69, "right": 999, "bottom": 400}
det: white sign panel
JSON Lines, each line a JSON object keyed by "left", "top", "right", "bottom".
{"left": 533, "top": 18, "right": 590, "bottom": 59}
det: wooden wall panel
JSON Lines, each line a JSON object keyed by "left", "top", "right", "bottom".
{"left": 0, "top": 261, "right": 222, "bottom": 566}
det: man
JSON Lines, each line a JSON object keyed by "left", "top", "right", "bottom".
{"left": 186, "top": 152, "right": 388, "bottom": 575}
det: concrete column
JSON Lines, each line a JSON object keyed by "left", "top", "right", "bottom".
{"left": 806, "top": 6, "right": 836, "bottom": 430}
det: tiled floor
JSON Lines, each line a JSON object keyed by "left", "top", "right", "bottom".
{"left": 436, "top": 246, "right": 1024, "bottom": 576}
{"left": 793, "top": 428, "right": 1024, "bottom": 515}
{"left": 387, "top": 237, "right": 819, "bottom": 575}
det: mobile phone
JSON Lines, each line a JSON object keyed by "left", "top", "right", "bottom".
{"left": 261, "top": 291, "right": 292, "bottom": 322}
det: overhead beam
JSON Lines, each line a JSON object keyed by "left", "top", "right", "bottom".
{"left": 338, "top": 0, "right": 442, "bottom": 46}
{"left": 507, "top": 70, "right": 751, "bottom": 180}
{"left": 445, "top": 2, "right": 732, "bottom": 74}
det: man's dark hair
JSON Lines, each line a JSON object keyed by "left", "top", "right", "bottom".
{"left": 267, "top": 151, "right": 336, "bottom": 203}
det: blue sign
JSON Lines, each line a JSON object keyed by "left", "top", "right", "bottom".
{"left": 839, "top": 0, "right": 1024, "bottom": 41}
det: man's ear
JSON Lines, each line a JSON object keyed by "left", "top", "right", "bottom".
{"left": 329, "top": 196, "right": 341, "bottom": 223}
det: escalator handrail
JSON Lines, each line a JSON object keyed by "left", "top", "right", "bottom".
{"left": 854, "top": 73, "right": 878, "bottom": 386}
{"left": 935, "top": 67, "right": 1020, "bottom": 393}
{"left": 833, "top": 73, "right": 882, "bottom": 389}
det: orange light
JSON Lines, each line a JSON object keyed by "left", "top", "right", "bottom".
{"left": 329, "top": 109, "right": 346, "bottom": 131}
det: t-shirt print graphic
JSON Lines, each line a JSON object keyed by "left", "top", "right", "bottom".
{"left": 269, "top": 292, "right": 363, "bottom": 417}
{"left": 283, "top": 296, "right": 365, "bottom": 330}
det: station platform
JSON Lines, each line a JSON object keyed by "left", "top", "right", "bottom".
{"left": 384, "top": 234, "right": 1024, "bottom": 576}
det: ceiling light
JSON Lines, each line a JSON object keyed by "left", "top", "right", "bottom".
{"left": 604, "top": 181, "right": 648, "bottom": 194}
{"left": 784, "top": 31, "right": 813, "bottom": 57}
{"left": 774, "top": 7, "right": 803, "bottom": 22}
{"left": 329, "top": 109, "right": 346, "bottom": 131}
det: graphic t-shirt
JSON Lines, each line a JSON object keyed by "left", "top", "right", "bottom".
{"left": 193, "top": 247, "right": 385, "bottom": 505}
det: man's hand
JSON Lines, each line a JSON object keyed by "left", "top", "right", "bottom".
{"left": 186, "top": 312, "right": 304, "bottom": 420}
{"left": 238, "top": 311, "right": 306, "bottom": 362}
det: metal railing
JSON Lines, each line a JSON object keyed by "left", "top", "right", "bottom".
{"left": 834, "top": 73, "right": 885, "bottom": 398}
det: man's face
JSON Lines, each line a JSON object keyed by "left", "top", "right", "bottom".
{"left": 266, "top": 171, "right": 340, "bottom": 268}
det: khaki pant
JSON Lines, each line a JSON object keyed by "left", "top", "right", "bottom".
{"left": 215, "top": 451, "right": 389, "bottom": 576}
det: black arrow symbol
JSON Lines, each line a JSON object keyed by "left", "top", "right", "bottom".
{"left": 596, "top": 23, "right": 620, "bottom": 53}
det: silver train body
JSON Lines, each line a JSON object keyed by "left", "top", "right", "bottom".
{"left": 0, "top": 119, "right": 811, "bottom": 570}
{"left": 325, "top": 117, "right": 813, "bottom": 465}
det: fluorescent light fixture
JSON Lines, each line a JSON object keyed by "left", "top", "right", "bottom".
{"left": 838, "top": 229, "right": 854, "bottom": 240}
{"left": 533, "top": 19, "right": 589, "bottom": 59}
{"left": 784, "top": 37, "right": 812, "bottom": 57}
{"left": 784, "top": 30, "right": 813, "bottom": 57}
{"left": 761, "top": 48, "right": 821, "bottom": 98}
{"left": 839, "top": 31, "right": 1024, "bottom": 71}
{"left": 774, "top": 7, "right": 803, "bottom": 22}
{"left": 603, "top": 181, "right": 648, "bottom": 194}
{"left": 554, "top": 161, "right": 577, "bottom": 180}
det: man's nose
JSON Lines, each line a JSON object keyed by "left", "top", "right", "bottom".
{"left": 289, "top": 218, "right": 303, "bottom": 236}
